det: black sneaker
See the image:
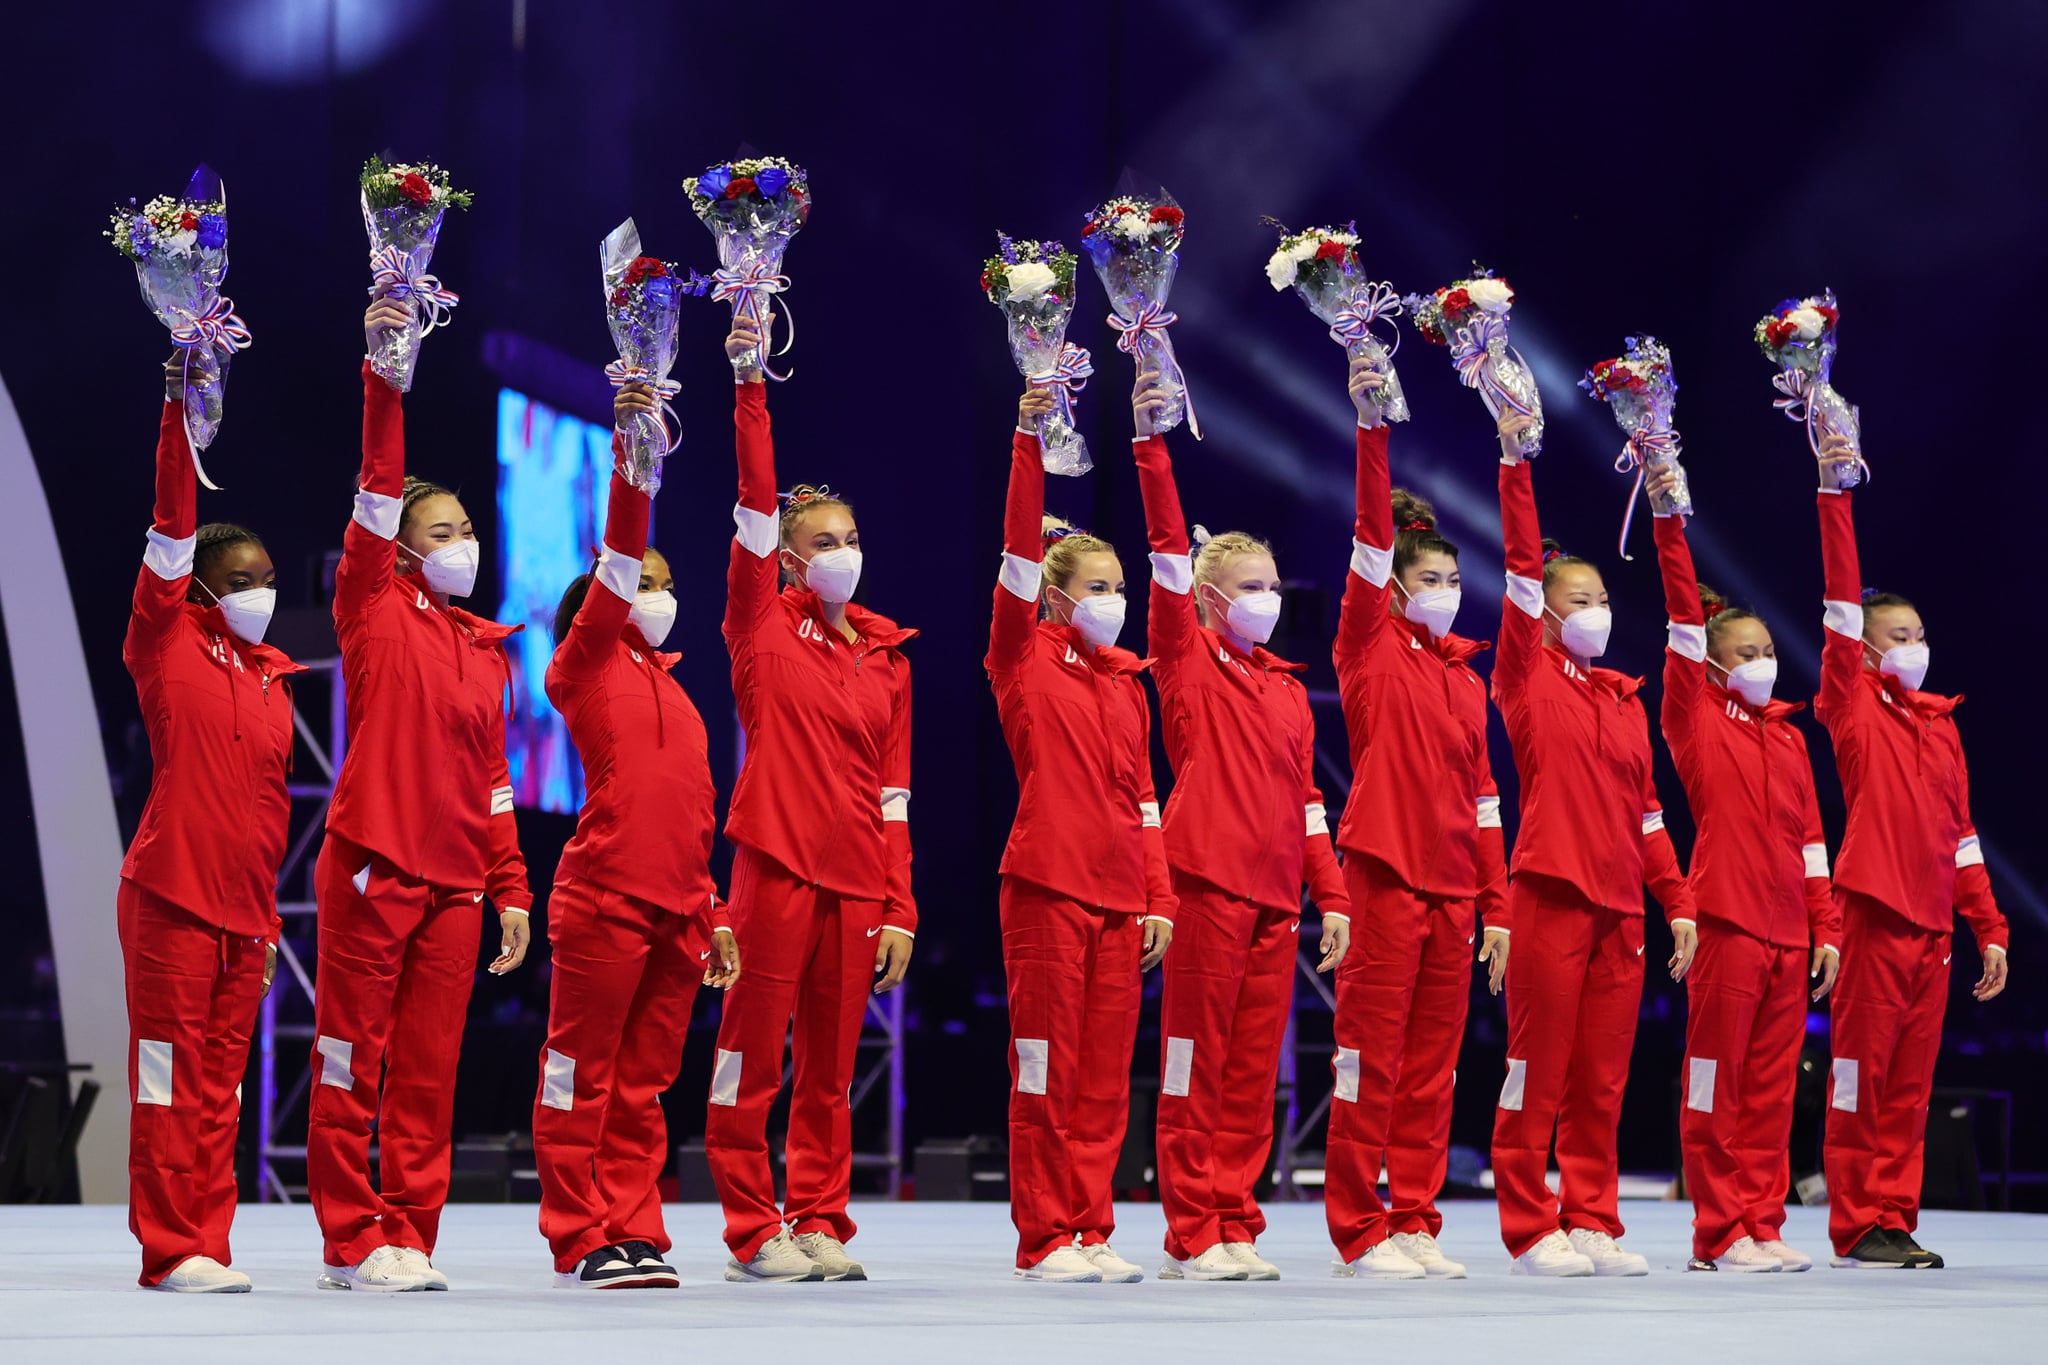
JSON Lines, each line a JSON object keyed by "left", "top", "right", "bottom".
{"left": 1886, "top": 1229, "right": 1945, "bottom": 1270}
{"left": 1685, "top": 1256, "right": 1719, "bottom": 1272}
{"left": 1829, "top": 1228, "right": 1912, "bottom": 1269}
{"left": 620, "top": 1240, "right": 681, "bottom": 1287}
{"left": 555, "top": 1244, "right": 669, "bottom": 1289}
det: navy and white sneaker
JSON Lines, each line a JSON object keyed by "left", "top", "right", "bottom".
{"left": 556, "top": 1244, "right": 670, "bottom": 1289}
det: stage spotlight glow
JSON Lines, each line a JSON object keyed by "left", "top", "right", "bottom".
{"left": 199, "top": 0, "right": 438, "bottom": 84}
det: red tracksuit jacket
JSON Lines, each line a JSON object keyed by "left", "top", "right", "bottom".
{"left": 547, "top": 461, "right": 717, "bottom": 918}
{"left": 1814, "top": 491, "right": 2005, "bottom": 950}
{"left": 988, "top": 429, "right": 1176, "bottom": 919}
{"left": 323, "top": 361, "right": 530, "bottom": 909}
{"left": 724, "top": 382, "right": 917, "bottom": 931}
{"left": 1493, "top": 459, "right": 1694, "bottom": 930}
{"left": 1131, "top": 433, "right": 1348, "bottom": 918}
{"left": 121, "top": 400, "right": 304, "bottom": 940}
{"left": 1653, "top": 513, "right": 1840, "bottom": 951}
{"left": 1333, "top": 423, "right": 1507, "bottom": 921}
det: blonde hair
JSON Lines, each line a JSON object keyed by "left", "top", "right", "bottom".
{"left": 779, "top": 483, "right": 853, "bottom": 546}
{"left": 1040, "top": 515, "right": 1114, "bottom": 612}
{"left": 1191, "top": 526, "right": 1275, "bottom": 592}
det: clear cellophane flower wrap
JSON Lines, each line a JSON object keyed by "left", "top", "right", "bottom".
{"left": 1081, "top": 189, "right": 1199, "bottom": 439}
{"left": 1581, "top": 335, "right": 1690, "bottom": 558}
{"left": 984, "top": 235, "right": 1093, "bottom": 476}
{"left": 687, "top": 155, "right": 808, "bottom": 379}
{"left": 359, "top": 155, "right": 472, "bottom": 393}
{"left": 1406, "top": 265, "right": 1542, "bottom": 457}
{"left": 1263, "top": 219, "right": 1408, "bottom": 423}
{"left": 601, "top": 219, "right": 712, "bottom": 495}
{"left": 107, "top": 164, "right": 249, "bottom": 488}
{"left": 1755, "top": 289, "right": 1865, "bottom": 488}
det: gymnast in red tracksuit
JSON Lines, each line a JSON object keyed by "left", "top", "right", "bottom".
{"left": 992, "top": 384, "right": 1177, "bottom": 1284}
{"left": 308, "top": 294, "right": 534, "bottom": 1293}
{"left": 1488, "top": 410, "right": 1698, "bottom": 1278}
{"left": 707, "top": 311, "right": 917, "bottom": 1285}
{"left": 1643, "top": 465, "right": 1841, "bottom": 1275}
{"left": 1126, "top": 370, "right": 1350, "bottom": 1283}
{"left": 119, "top": 355, "right": 300, "bottom": 1293}
{"left": 531, "top": 382, "right": 742, "bottom": 1290}
{"left": 1809, "top": 435, "right": 2009, "bottom": 1270}
{"left": 1324, "top": 356, "right": 1507, "bottom": 1283}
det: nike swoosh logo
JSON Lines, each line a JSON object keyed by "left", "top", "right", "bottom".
{"left": 472, "top": 892, "right": 485, "bottom": 903}
{"left": 1943, "top": 955, "right": 1952, "bottom": 965}
{"left": 866, "top": 927, "right": 882, "bottom": 937}
{"left": 1637, "top": 946, "right": 1646, "bottom": 956}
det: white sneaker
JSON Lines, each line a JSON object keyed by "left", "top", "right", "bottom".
{"left": 1160, "top": 1244, "right": 1251, "bottom": 1281}
{"left": 1014, "top": 1245, "right": 1103, "bottom": 1282}
{"left": 1566, "top": 1228, "right": 1650, "bottom": 1276}
{"left": 1753, "top": 1238, "right": 1814, "bottom": 1272}
{"left": 792, "top": 1231, "right": 867, "bottom": 1282}
{"left": 1390, "top": 1231, "right": 1467, "bottom": 1279}
{"left": 724, "top": 1231, "right": 827, "bottom": 1283}
{"left": 1221, "top": 1242, "right": 1280, "bottom": 1281}
{"left": 154, "top": 1255, "right": 252, "bottom": 1293}
{"left": 1077, "top": 1241, "right": 1145, "bottom": 1283}
{"left": 393, "top": 1247, "right": 450, "bottom": 1290}
{"left": 1510, "top": 1232, "right": 1595, "bottom": 1278}
{"left": 1331, "top": 1238, "right": 1427, "bottom": 1280}
{"left": 317, "top": 1245, "right": 430, "bottom": 1292}
{"left": 1690, "top": 1236, "right": 1782, "bottom": 1273}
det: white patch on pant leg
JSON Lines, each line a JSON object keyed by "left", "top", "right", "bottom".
{"left": 1015, "top": 1038, "right": 1049, "bottom": 1096}
{"left": 1498, "top": 1058, "right": 1527, "bottom": 1112}
{"left": 350, "top": 863, "right": 371, "bottom": 895}
{"left": 1162, "top": 1037, "right": 1195, "bottom": 1098}
{"left": 233, "top": 1083, "right": 242, "bottom": 1106}
{"left": 1830, "top": 1058, "right": 1858, "bottom": 1113}
{"left": 542, "top": 1049, "right": 576, "bottom": 1112}
{"left": 710, "top": 1049, "right": 742, "bottom": 1107}
{"left": 137, "top": 1040, "right": 174, "bottom": 1107}
{"left": 317, "top": 1035, "right": 355, "bottom": 1091}
{"left": 1333, "top": 1047, "right": 1360, "bottom": 1104}
{"left": 1687, "top": 1058, "right": 1717, "bottom": 1113}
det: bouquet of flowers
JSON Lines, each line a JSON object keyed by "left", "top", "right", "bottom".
{"left": 107, "top": 164, "right": 249, "bottom": 488}
{"left": 1081, "top": 189, "right": 1199, "bottom": 438}
{"left": 1755, "top": 290, "right": 1865, "bottom": 487}
{"left": 984, "top": 235, "right": 1093, "bottom": 476}
{"left": 687, "top": 155, "right": 809, "bottom": 379}
{"left": 360, "top": 155, "right": 472, "bottom": 393}
{"left": 601, "top": 219, "right": 712, "bottom": 494}
{"left": 1581, "top": 336, "right": 1690, "bottom": 557}
{"left": 1263, "top": 220, "right": 1408, "bottom": 423}
{"left": 1406, "top": 265, "right": 1542, "bottom": 457}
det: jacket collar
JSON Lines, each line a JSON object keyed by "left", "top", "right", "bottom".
{"left": 782, "top": 586, "right": 919, "bottom": 650}
{"left": 1037, "top": 619, "right": 1151, "bottom": 676}
{"left": 186, "top": 601, "right": 309, "bottom": 677}
{"left": 1397, "top": 613, "right": 1491, "bottom": 667}
{"left": 1544, "top": 644, "right": 1643, "bottom": 700}
{"left": 1866, "top": 666, "right": 1961, "bottom": 718}
{"left": 438, "top": 600, "right": 523, "bottom": 647}
{"left": 1707, "top": 676, "right": 1805, "bottom": 724}
{"left": 622, "top": 624, "right": 681, "bottom": 670}
{"left": 1206, "top": 625, "right": 1308, "bottom": 675}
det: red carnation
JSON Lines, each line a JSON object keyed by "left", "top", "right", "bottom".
{"left": 1149, "top": 204, "right": 1184, "bottom": 226}
{"left": 399, "top": 172, "right": 434, "bottom": 206}
{"left": 1764, "top": 319, "right": 1797, "bottom": 349}
{"left": 179, "top": 210, "right": 199, "bottom": 230}
{"left": 1081, "top": 221, "right": 1097, "bottom": 236}
{"left": 1815, "top": 304, "right": 1838, "bottom": 329}
{"left": 623, "top": 255, "right": 667, "bottom": 285}
{"left": 1442, "top": 287, "right": 1472, "bottom": 316}
{"left": 1315, "top": 240, "right": 1348, "bottom": 262}
{"left": 724, "top": 177, "right": 757, "bottom": 199}
{"left": 980, "top": 268, "right": 992, "bottom": 292}
{"left": 610, "top": 286, "right": 627, "bottom": 307}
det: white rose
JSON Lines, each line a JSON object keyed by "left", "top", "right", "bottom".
{"left": 1116, "top": 212, "right": 1153, "bottom": 239}
{"left": 1787, "top": 306, "right": 1827, "bottom": 340}
{"left": 1265, "top": 248, "right": 1298, "bottom": 291}
{"left": 1004, "top": 261, "right": 1058, "bottom": 301}
{"left": 1465, "top": 278, "right": 1513, "bottom": 314}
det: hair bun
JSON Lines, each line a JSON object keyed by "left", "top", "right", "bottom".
{"left": 1389, "top": 488, "right": 1436, "bottom": 533}
{"left": 1191, "top": 524, "right": 1214, "bottom": 548}
{"left": 1859, "top": 586, "right": 1882, "bottom": 604}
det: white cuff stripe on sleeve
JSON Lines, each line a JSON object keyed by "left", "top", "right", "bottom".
{"left": 880, "top": 787, "right": 911, "bottom": 823}
{"left": 1305, "top": 803, "right": 1329, "bottom": 837}
{"left": 144, "top": 529, "right": 196, "bottom": 581}
{"left": 1139, "top": 801, "right": 1162, "bottom": 829}
{"left": 1957, "top": 834, "right": 1984, "bottom": 869}
{"left": 1506, "top": 573, "right": 1544, "bottom": 620}
{"left": 1803, "top": 842, "right": 1830, "bottom": 879}
{"left": 1477, "top": 795, "right": 1503, "bottom": 829}
{"left": 734, "top": 503, "right": 778, "bottom": 558}
{"left": 1642, "top": 809, "right": 1666, "bottom": 836}
{"left": 1823, "top": 599, "right": 1863, "bottom": 640}
{"left": 1149, "top": 551, "right": 1193, "bottom": 596}
{"left": 999, "top": 552, "right": 1042, "bottom": 602}
{"left": 353, "top": 488, "right": 402, "bottom": 541}
{"left": 1667, "top": 621, "right": 1708, "bottom": 663}
{"left": 595, "top": 544, "right": 640, "bottom": 602}
{"left": 1350, "top": 539, "right": 1392, "bottom": 589}
{"left": 491, "top": 785, "right": 514, "bottom": 816}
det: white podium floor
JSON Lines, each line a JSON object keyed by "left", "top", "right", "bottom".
{"left": 4, "top": 1200, "right": 2045, "bottom": 1363}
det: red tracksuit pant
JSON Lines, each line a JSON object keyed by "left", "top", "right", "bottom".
{"left": 1000, "top": 877, "right": 1143, "bottom": 1268}
{"left": 534, "top": 876, "right": 705, "bottom": 1272}
{"left": 117, "top": 880, "right": 267, "bottom": 1286}
{"left": 1680, "top": 921, "right": 1807, "bottom": 1259}
{"left": 705, "top": 847, "right": 880, "bottom": 1261}
{"left": 1325, "top": 856, "right": 1474, "bottom": 1262}
{"left": 1824, "top": 892, "right": 1950, "bottom": 1255}
{"left": 1490, "top": 873, "right": 1645, "bottom": 1256}
{"left": 1155, "top": 875, "right": 1297, "bottom": 1262}
{"left": 307, "top": 832, "right": 482, "bottom": 1267}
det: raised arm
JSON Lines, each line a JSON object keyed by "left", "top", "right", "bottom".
{"left": 1335, "top": 356, "right": 1396, "bottom": 669}
{"left": 556, "top": 434, "right": 645, "bottom": 679}
{"left": 128, "top": 366, "right": 197, "bottom": 664}
{"left": 335, "top": 302, "right": 414, "bottom": 624}
{"left": 1652, "top": 500, "right": 1706, "bottom": 754}
{"left": 1815, "top": 437, "right": 1866, "bottom": 719}
{"left": 990, "top": 394, "right": 1052, "bottom": 675}
{"left": 725, "top": 315, "right": 782, "bottom": 645}
{"left": 1494, "top": 415, "right": 1546, "bottom": 705}
{"left": 1132, "top": 368, "right": 1197, "bottom": 676}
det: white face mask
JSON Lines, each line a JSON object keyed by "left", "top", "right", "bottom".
{"left": 1875, "top": 642, "right": 1930, "bottom": 692}
{"left": 1550, "top": 604, "right": 1612, "bottom": 659}
{"left": 1399, "top": 585, "right": 1462, "bottom": 641}
{"left": 1054, "top": 588, "right": 1127, "bottom": 650}
{"left": 198, "top": 579, "right": 277, "bottom": 647}
{"left": 403, "top": 538, "right": 480, "bottom": 598}
{"left": 793, "top": 545, "right": 863, "bottom": 604}
{"left": 1716, "top": 657, "right": 1778, "bottom": 709}
{"left": 1222, "top": 589, "right": 1283, "bottom": 645}
{"left": 629, "top": 590, "right": 676, "bottom": 648}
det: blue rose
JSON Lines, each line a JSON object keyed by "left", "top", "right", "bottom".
{"left": 196, "top": 214, "right": 227, "bottom": 250}
{"left": 696, "top": 166, "right": 733, "bottom": 199}
{"left": 754, "top": 165, "right": 790, "bottom": 198}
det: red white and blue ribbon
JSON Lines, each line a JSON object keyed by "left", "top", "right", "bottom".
{"left": 604, "top": 360, "right": 682, "bottom": 454}
{"left": 1109, "top": 302, "right": 1202, "bottom": 439}
{"left": 1772, "top": 367, "right": 1871, "bottom": 484}
{"left": 1029, "top": 342, "right": 1093, "bottom": 432}
{"left": 711, "top": 262, "right": 794, "bottom": 381}
{"left": 169, "top": 295, "right": 252, "bottom": 354}
{"left": 368, "top": 244, "right": 460, "bottom": 334}
{"left": 1612, "top": 427, "right": 1679, "bottom": 559}
{"left": 1448, "top": 313, "right": 1536, "bottom": 418}
{"left": 1328, "top": 280, "right": 1404, "bottom": 356}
